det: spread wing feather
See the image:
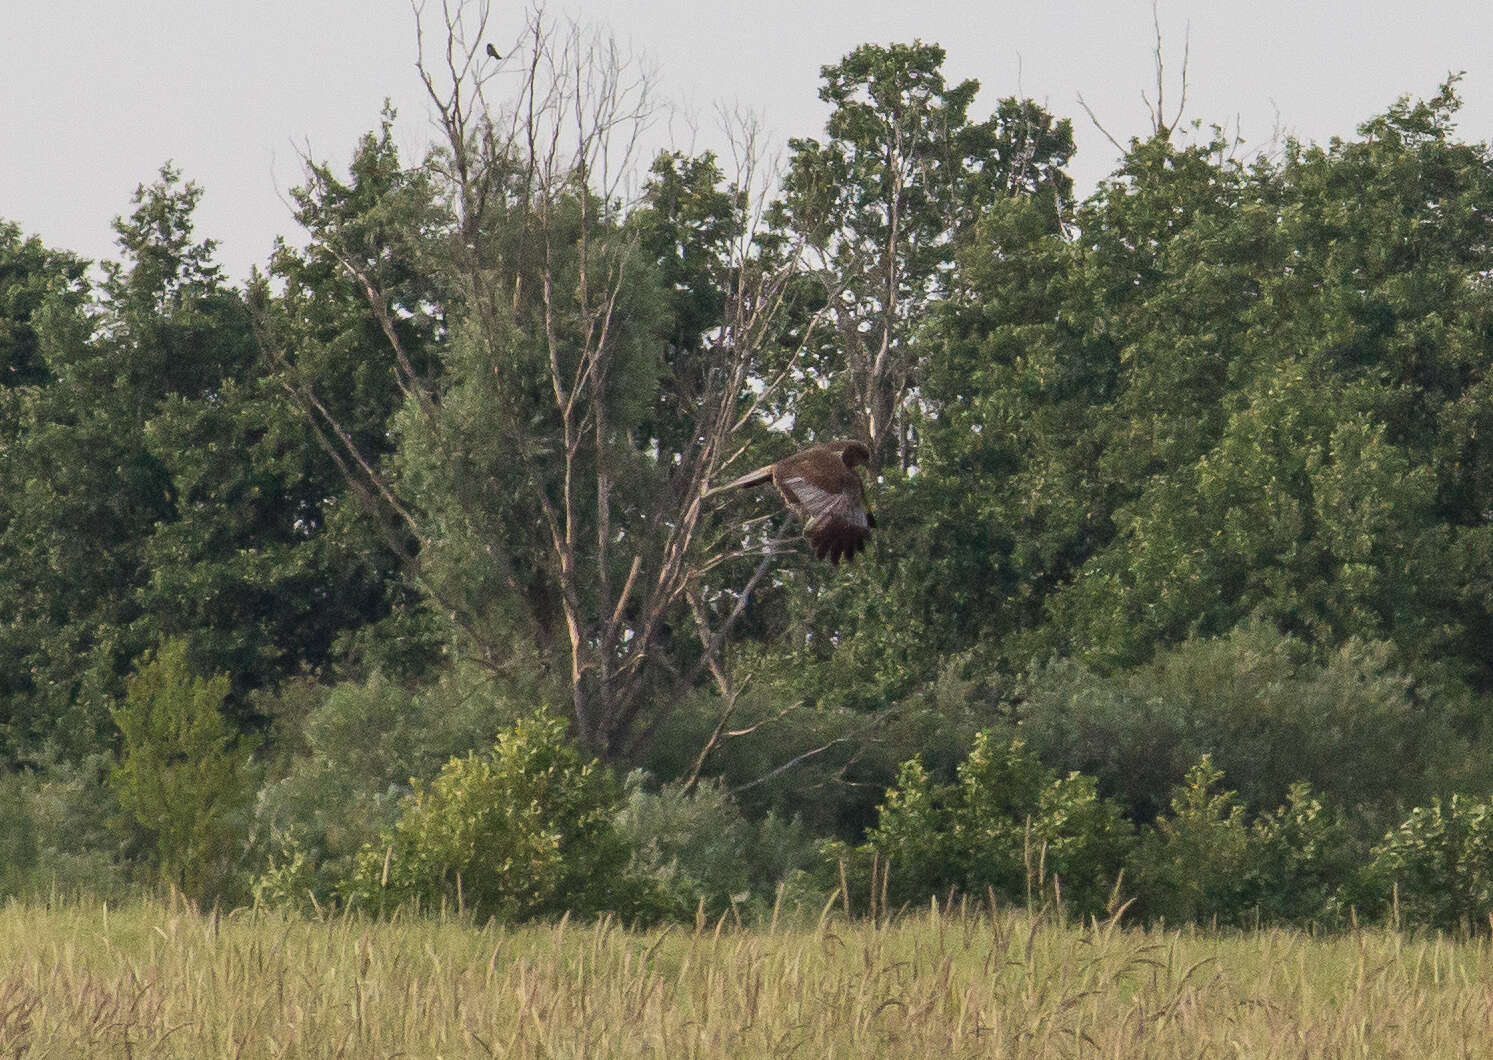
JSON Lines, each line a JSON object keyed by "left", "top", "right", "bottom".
{"left": 778, "top": 475, "right": 866, "bottom": 526}
{"left": 776, "top": 473, "right": 871, "bottom": 566}
{"left": 707, "top": 441, "right": 875, "bottom": 566}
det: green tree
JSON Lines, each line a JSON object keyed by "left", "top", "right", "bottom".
{"left": 771, "top": 42, "right": 1073, "bottom": 471}
{"left": 0, "top": 188, "right": 170, "bottom": 754}
{"left": 0, "top": 224, "right": 93, "bottom": 750}
{"left": 283, "top": 13, "right": 819, "bottom": 763}
{"left": 0, "top": 220, "right": 88, "bottom": 387}
{"left": 2, "top": 161, "right": 414, "bottom": 758}
{"left": 110, "top": 166, "right": 359, "bottom": 706}
{"left": 909, "top": 127, "right": 1264, "bottom": 680}
{"left": 1127, "top": 758, "right": 1251, "bottom": 925}
{"left": 743, "top": 53, "right": 1077, "bottom": 726}
{"left": 110, "top": 639, "right": 259, "bottom": 903}
{"left": 1037, "top": 83, "right": 1493, "bottom": 691}
{"left": 884, "top": 78, "right": 1493, "bottom": 738}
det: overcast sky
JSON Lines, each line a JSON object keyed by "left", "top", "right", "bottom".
{"left": 5, "top": 1, "right": 1491, "bottom": 283}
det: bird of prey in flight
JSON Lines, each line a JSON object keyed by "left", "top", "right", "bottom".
{"left": 709, "top": 440, "right": 875, "bottom": 565}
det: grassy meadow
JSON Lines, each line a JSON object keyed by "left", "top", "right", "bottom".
{"left": 2, "top": 896, "right": 1492, "bottom": 1057}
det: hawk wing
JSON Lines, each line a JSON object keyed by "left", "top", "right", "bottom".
{"left": 707, "top": 440, "right": 875, "bottom": 566}
{"left": 773, "top": 465, "right": 873, "bottom": 566}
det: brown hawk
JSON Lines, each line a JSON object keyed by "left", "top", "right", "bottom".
{"left": 710, "top": 440, "right": 875, "bottom": 565}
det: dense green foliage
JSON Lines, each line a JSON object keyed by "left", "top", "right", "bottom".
{"left": 830, "top": 733, "right": 1130, "bottom": 919}
{"left": 0, "top": 750, "right": 124, "bottom": 900}
{"left": 615, "top": 773, "right": 817, "bottom": 919}
{"left": 1012, "top": 622, "right": 1432, "bottom": 825}
{"left": 6, "top": 12, "right": 1493, "bottom": 934}
{"left": 339, "top": 715, "right": 649, "bottom": 920}
{"left": 110, "top": 639, "right": 258, "bottom": 903}
{"left": 1362, "top": 795, "right": 1493, "bottom": 933}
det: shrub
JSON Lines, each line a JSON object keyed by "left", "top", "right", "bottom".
{"left": 1240, "top": 781, "right": 1360, "bottom": 928}
{"left": 251, "top": 828, "right": 322, "bottom": 911}
{"left": 638, "top": 682, "right": 915, "bottom": 839}
{"left": 1363, "top": 795, "right": 1493, "bottom": 934}
{"left": 1018, "top": 622, "right": 1431, "bottom": 827}
{"left": 953, "top": 733, "right": 1131, "bottom": 914}
{"left": 0, "top": 751, "right": 129, "bottom": 900}
{"left": 1023, "top": 770, "right": 1134, "bottom": 917}
{"left": 1127, "top": 758, "right": 1251, "bottom": 926}
{"left": 110, "top": 640, "right": 259, "bottom": 905}
{"left": 844, "top": 732, "right": 1131, "bottom": 918}
{"left": 1129, "top": 763, "right": 1370, "bottom": 930}
{"left": 1014, "top": 656, "right": 1196, "bottom": 824}
{"left": 341, "top": 714, "right": 654, "bottom": 921}
{"left": 616, "top": 772, "right": 816, "bottom": 919}
{"left": 861, "top": 757, "right": 952, "bottom": 907}
{"left": 616, "top": 773, "right": 752, "bottom": 917}
{"left": 249, "top": 667, "right": 510, "bottom": 910}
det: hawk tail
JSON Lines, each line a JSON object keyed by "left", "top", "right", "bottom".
{"left": 705, "top": 464, "right": 775, "bottom": 497}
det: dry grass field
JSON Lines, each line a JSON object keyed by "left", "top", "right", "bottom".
{"left": 2, "top": 894, "right": 1492, "bottom": 1057}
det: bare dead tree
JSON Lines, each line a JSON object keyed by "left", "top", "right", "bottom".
{"left": 1077, "top": 0, "right": 1192, "bottom": 150}
{"left": 1141, "top": 1, "right": 1191, "bottom": 139}
{"left": 264, "top": 0, "right": 829, "bottom": 761}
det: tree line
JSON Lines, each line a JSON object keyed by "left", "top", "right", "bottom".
{"left": 5, "top": 6, "right": 1493, "bottom": 931}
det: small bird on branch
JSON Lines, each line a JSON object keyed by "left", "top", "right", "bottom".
{"left": 709, "top": 440, "right": 875, "bottom": 565}
{"left": 485, "top": 43, "right": 502, "bottom": 60}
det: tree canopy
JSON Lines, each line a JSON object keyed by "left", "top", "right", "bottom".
{"left": 4, "top": 9, "right": 1493, "bottom": 930}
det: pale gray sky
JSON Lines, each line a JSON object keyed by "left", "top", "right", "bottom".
{"left": 4, "top": 1, "right": 1491, "bottom": 282}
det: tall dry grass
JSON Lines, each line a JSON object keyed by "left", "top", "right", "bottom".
{"left": 2, "top": 893, "right": 1491, "bottom": 1057}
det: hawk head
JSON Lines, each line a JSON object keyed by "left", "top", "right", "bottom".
{"left": 828, "top": 439, "right": 872, "bottom": 470}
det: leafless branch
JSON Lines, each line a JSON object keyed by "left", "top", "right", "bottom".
{"left": 271, "top": 1, "right": 825, "bottom": 760}
{"left": 728, "top": 711, "right": 891, "bottom": 796}
{"left": 1140, "top": 1, "right": 1190, "bottom": 138}
{"left": 1075, "top": 92, "right": 1126, "bottom": 156}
